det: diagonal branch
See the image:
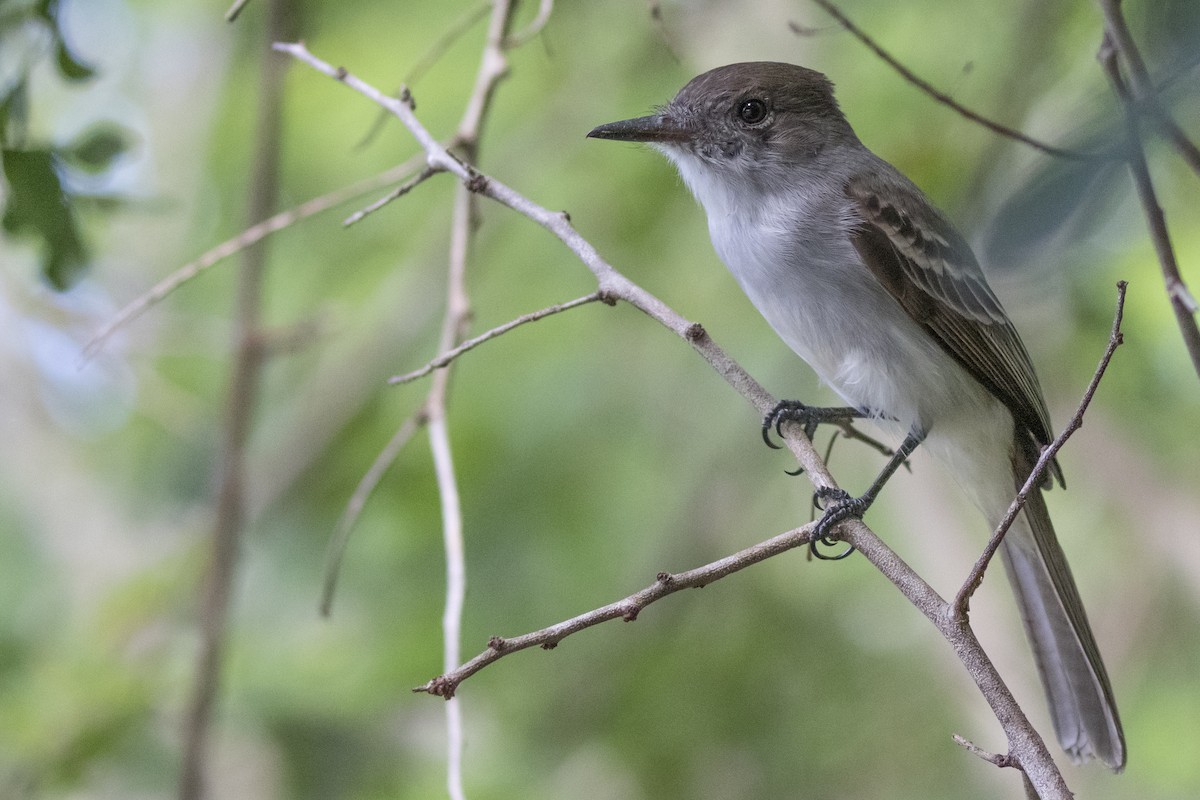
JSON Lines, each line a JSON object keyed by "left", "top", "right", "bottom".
{"left": 83, "top": 155, "right": 430, "bottom": 360}
{"left": 800, "top": 0, "right": 1107, "bottom": 162}
{"left": 413, "top": 522, "right": 820, "bottom": 698}
{"left": 389, "top": 292, "right": 605, "bottom": 385}
{"left": 954, "top": 281, "right": 1128, "bottom": 615}
{"left": 319, "top": 413, "right": 423, "bottom": 616}
{"left": 343, "top": 165, "right": 438, "bottom": 227}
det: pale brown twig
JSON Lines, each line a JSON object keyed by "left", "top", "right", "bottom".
{"left": 414, "top": 522, "right": 819, "bottom": 698}
{"left": 953, "top": 734, "right": 1013, "bottom": 768}
{"left": 225, "top": 0, "right": 252, "bottom": 22}
{"left": 954, "top": 281, "right": 1128, "bottom": 615}
{"left": 343, "top": 166, "right": 438, "bottom": 227}
{"left": 389, "top": 292, "right": 605, "bottom": 385}
{"left": 505, "top": 0, "right": 554, "bottom": 48}
{"left": 83, "top": 156, "right": 430, "bottom": 360}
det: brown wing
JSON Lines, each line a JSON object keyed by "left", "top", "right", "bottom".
{"left": 845, "top": 171, "right": 1059, "bottom": 476}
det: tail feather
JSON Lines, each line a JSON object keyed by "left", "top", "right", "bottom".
{"left": 1000, "top": 448, "right": 1126, "bottom": 770}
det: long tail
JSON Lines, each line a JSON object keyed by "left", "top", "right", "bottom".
{"left": 999, "top": 447, "right": 1126, "bottom": 770}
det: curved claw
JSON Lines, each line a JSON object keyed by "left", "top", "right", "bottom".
{"left": 810, "top": 537, "right": 856, "bottom": 560}
{"left": 806, "top": 488, "right": 861, "bottom": 559}
{"left": 761, "top": 419, "right": 782, "bottom": 450}
{"left": 815, "top": 494, "right": 868, "bottom": 540}
{"left": 762, "top": 400, "right": 811, "bottom": 450}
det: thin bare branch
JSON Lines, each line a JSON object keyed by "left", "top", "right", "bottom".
{"left": 343, "top": 165, "right": 438, "bottom": 227}
{"left": 320, "top": 414, "right": 423, "bottom": 617}
{"left": 429, "top": 412, "right": 466, "bottom": 800}
{"left": 954, "top": 734, "right": 1013, "bottom": 768}
{"left": 1099, "top": 35, "right": 1200, "bottom": 378}
{"left": 409, "top": 2, "right": 492, "bottom": 86}
{"left": 414, "top": 522, "right": 819, "bottom": 698}
{"left": 1096, "top": 0, "right": 1200, "bottom": 177}
{"left": 390, "top": 292, "right": 604, "bottom": 385}
{"left": 356, "top": 3, "right": 491, "bottom": 152}
{"left": 224, "top": 0, "right": 252, "bottom": 22}
{"left": 799, "top": 0, "right": 1106, "bottom": 162}
{"left": 954, "top": 281, "right": 1128, "bottom": 615}
{"left": 505, "top": 0, "right": 554, "bottom": 48}
{"left": 423, "top": 4, "right": 518, "bottom": 797}
{"left": 643, "top": 0, "right": 681, "bottom": 63}
{"left": 84, "top": 156, "right": 428, "bottom": 360}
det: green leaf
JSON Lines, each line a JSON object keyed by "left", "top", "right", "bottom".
{"left": 63, "top": 123, "right": 131, "bottom": 174}
{"left": 54, "top": 36, "right": 94, "bottom": 82}
{"left": 0, "top": 77, "right": 30, "bottom": 146}
{"left": 1, "top": 147, "right": 88, "bottom": 289}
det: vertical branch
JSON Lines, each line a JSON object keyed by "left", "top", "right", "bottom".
{"left": 179, "top": 1, "right": 292, "bottom": 798}
{"left": 429, "top": 412, "right": 466, "bottom": 800}
{"left": 426, "top": 3, "right": 518, "bottom": 797}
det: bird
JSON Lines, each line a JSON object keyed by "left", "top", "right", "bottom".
{"left": 588, "top": 61, "right": 1125, "bottom": 770}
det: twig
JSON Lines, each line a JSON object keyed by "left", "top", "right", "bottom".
{"left": 644, "top": 0, "right": 681, "bottom": 63}
{"left": 83, "top": 156, "right": 429, "bottom": 360}
{"left": 409, "top": 2, "right": 493, "bottom": 87}
{"left": 389, "top": 292, "right": 604, "bottom": 385}
{"left": 799, "top": 0, "right": 1105, "bottom": 162}
{"left": 343, "top": 165, "right": 438, "bottom": 227}
{"left": 319, "top": 414, "right": 423, "bottom": 617}
{"left": 225, "top": 0, "right": 252, "bottom": 22}
{"left": 834, "top": 421, "right": 909, "bottom": 465}
{"left": 1096, "top": 0, "right": 1200, "bottom": 177}
{"left": 413, "top": 522, "right": 819, "bottom": 698}
{"left": 954, "top": 734, "right": 1013, "bottom": 768}
{"left": 505, "top": 0, "right": 554, "bottom": 48}
{"left": 422, "top": 4, "right": 518, "bottom": 798}
{"left": 429, "top": 411, "right": 466, "bottom": 800}
{"left": 354, "top": 2, "right": 492, "bottom": 151}
{"left": 954, "top": 281, "right": 1128, "bottom": 615}
{"left": 1099, "top": 35, "right": 1200, "bottom": 379}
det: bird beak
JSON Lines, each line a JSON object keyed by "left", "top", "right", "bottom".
{"left": 587, "top": 113, "right": 691, "bottom": 144}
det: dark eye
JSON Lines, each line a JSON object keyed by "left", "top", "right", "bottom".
{"left": 737, "top": 98, "right": 767, "bottom": 124}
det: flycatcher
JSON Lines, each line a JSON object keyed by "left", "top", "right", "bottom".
{"left": 588, "top": 62, "right": 1124, "bottom": 770}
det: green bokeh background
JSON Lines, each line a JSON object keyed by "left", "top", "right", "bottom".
{"left": 2, "top": 1, "right": 1199, "bottom": 798}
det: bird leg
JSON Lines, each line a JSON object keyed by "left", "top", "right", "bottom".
{"left": 810, "top": 430, "right": 925, "bottom": 558}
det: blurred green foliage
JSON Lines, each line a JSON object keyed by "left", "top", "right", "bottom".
{"left": 2, "top": 1, "right": 1199, "bottom": 799}
{"left": 0, "top": 0, "right": 135, "bottom": 289}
